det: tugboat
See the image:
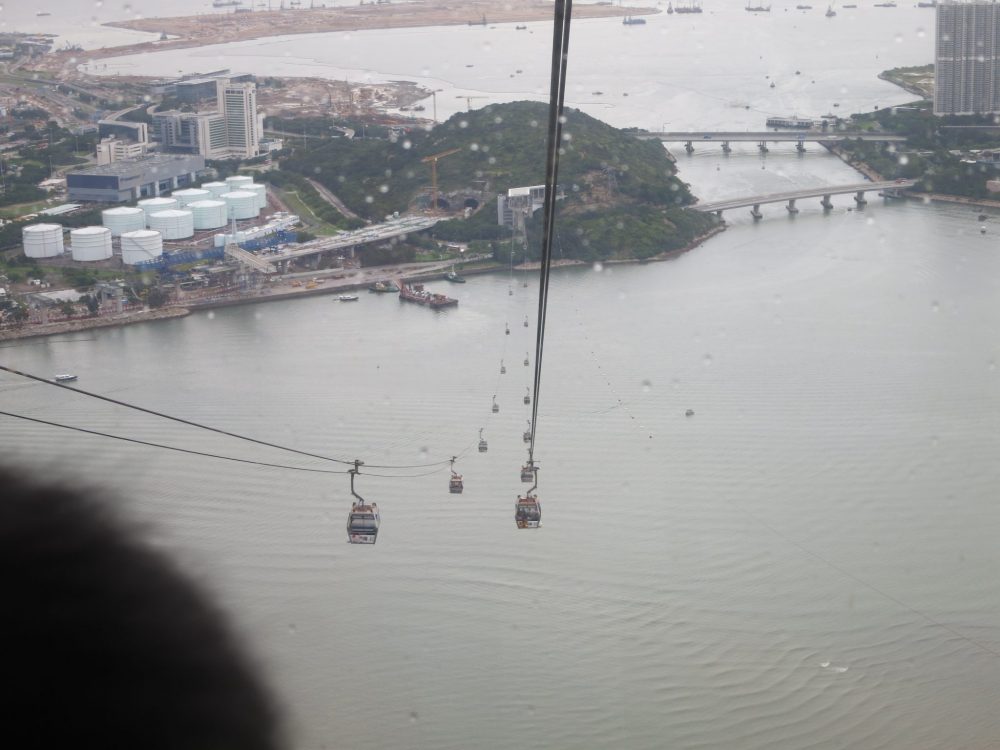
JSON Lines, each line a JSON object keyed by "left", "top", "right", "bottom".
{"left": 54, "top": 374, "right": 78, "bottom": 383}
{"left": 445, "top": 266, "right": 466, "bottom": 283}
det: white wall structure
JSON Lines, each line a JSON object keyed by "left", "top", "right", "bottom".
{"left": 148, "top": 209, "right": 195, "bottom": 240}
{"left": 247, "top": 183, "right": 267, "bottom": 210}
{"left": 120, "top": 229, "right": 164, "bottom": 265}
{"left": 70, "top": 226, "right": 113, "bottom": 262}
{"left": 101, "top": 206, "right": 146, "bottom": 236}
{"left": 187, "top": 199, "right": 228, "bottom": 230}
{"left": 22, "top": 224, "right": 65, "bottom": 258}
{"left": 226, "top": 175, "right": 253, "bottom": 191}
{"left": 202, "top": 181, "right": 229, "bottom": 198}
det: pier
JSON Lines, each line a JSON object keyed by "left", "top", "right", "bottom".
{"left": 693, "top": 179, "right": 917, "bottom": 219}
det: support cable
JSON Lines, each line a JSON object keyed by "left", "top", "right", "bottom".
{"left": 528, "top": 0, "right": 574, "bottom": 467}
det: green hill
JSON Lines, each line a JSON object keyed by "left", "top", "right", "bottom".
{"left": 280, "top": 101, "right": 717, "bottom": 261}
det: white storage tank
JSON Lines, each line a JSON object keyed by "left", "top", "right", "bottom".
{"left": 70, "top": 226, "right": 113, "bottom": 262}
{"left": 22, "top": 223, "right": 65, "bottom": 258}
{"left": 221, "top": 190, "right": 259, "bottom": 220}
{"left": 137, "top": 197, "right": 178, "bottom": 224}
{"left": 202, "top": 181, "right": 229, "bottom": 198}
{"left": 247, "top": 183, "right": 267, "bottom": 211}
{"left": 120, "top": 230, "right": 164, "bottom": 266}
{"left": 170, "top": 188, "right": 211, "bottom": 207}
{"left": 148, "top": 209, "right": 195, "bottom": 240}
{"left": 226, "top": 175, "right": 253, "bottom": 192}
{"left": 187, "top": 199, "right": 228, "bottom": 230}
{"left": 101, "top": 206, "right": 146, "bottom": 236}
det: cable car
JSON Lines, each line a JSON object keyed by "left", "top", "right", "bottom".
{"left": 523, "top": 421, "right": 532, "bottom": 443}
{"left": 523, "top": 316, "right": 529, "bottom": 328}
{"left": 524, "top": 353, "right": 529, "bottom": 367}
{"left": 449, "top": 457, "right": 464, "bottom": 494}
{"left": 500, "top": 360, "right": 506, "bottom": 374}
{"left": 520, "top": 460, "right": 536, "bottom": 483}
{"left": 478, "top": 428, "right": 488, "bottom": 452}
{"left": 492, "top": 396, "right": 499, "bottom": 413}
{"left": 523, "top": 387, "right": 531, "bottom": 405}
{"left": 509, "top": 287, "right": 513, "bottom": 296}
{"left": 505, "top": 323, "right": 510, "bottom": 335}
{"left": 515, "top": 493, "right": 541, "bottom": 529}
{"left": 523, "top": 278, "right": 528, "bottom": 288}
{"left": 346, "top": 461, "right": 380, "bottom": 544}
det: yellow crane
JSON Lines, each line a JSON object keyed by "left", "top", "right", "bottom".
{"left": 421, "top": 147, "right": 461, "bottom": 214}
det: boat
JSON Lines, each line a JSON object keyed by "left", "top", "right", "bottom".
{"left": 592, "top": 91, "right": 604, "bottom": 96}
{"left": 515, "top": 24, "right": 527, "bottom": 30}
{"left": 338, "top": 294, "right": 359, "bottom": 302}
{"left": 795, "top": 4, "right": 813, "bottom": 9}
{"left": 770, "top": 81, "right": 776, "bottom": 88}
{"left": 977, "top": 214, "right": 988, "bottom": 221}
{"left": 873, "top": 1, "right": 896, "bottom": 6}
{"left": 54, "top": 374, "right": 77, "bottom": 383}
{"left": 917, "top": 1, "right": 936, "bottom": 6}
{"left": 825, "top": 5, "right": 836, "bottom": 16}
{"left": 667, "top": 1, "right": 674, "bottom": 13}
{"left": 767, "top": 116, "right": 814, "bottom": 129}
{"left": 686, "top": 409, "right": 695, "bottom": 417}
{"left": 368, "top": 280, "right": 399, "bottom": 293}
{"left": 36, "top": 11, "right": 51, "bottom": 16}
{"left": 515, "top": 493, "right": 541, "bottom": 529}
{"left": 445, "top": 267, "right": 466, "bottom": 283}
{"left": 745, "top": 2, "right": 771, "bottom": 11}
{"left": 398, "top": 281, "right": 458, "bottom": 308}
{"left": 675, "top": 0, "right": 703, "bottom": 13}
{"left": 623, "top": 15, "right": 647, "bottom": 25}
{"left": 212, "top": 0, "right": 242, "bottom": 6}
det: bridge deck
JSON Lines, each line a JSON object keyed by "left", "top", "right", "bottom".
{"left": 264, "top": 216, "right": 439, "bottom": 264}
{"left": 644, "top": 131, "right": 906, "bottom": 143}
{"left": 693, "top": 179, "right": 917, "bottom": 212}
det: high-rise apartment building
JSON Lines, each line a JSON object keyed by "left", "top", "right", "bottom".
{"left": 935, "top": 1, "right": 1000, "bottom": 115}
{"left": 151, "top": 78, "right": 262, "bottom": 159}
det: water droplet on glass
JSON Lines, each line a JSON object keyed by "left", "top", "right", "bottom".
{"left": 930, "top": 300, "right": 940, "bottom": 313}
{"left": 379, "top": 184, "right": 389, "bottom": 194}
{"left": 419, "top": 447, "right": 428, "bottom": 458}
{"left": 641, "top": 379, "right": 652, "bottom": 393}
{"left": 207, "top": 311, "right": 215, "bottom": 320}
{"left": 470, "top": 143, "right": 479, "bottom": 151}
{"left": 409, "top": 711, "right": 419, "bottom": 723}
{"left": 402, "top": 139, "right": 412, "bottom": 150}
{"left": 703, "top": 354, "right": 713, "bottom": 367}
{"left": 592, "top": 261, "right": 604, "bottom": 272}
{"left": 989, "top": 361, "right": 997, "bottom": 372}
{"left": 459, "top": 120, "right": 468, "bottom": 129}
{"left": 894, "top": 34, "right": 903, "bottom": 44}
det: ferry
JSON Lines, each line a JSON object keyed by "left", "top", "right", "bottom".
{"left": 767, "top": 116, "right": 814, "bottom": 129}
{"left": 398, "top": 282, "right": 458, "bottom": 309}
{"left": 675, "top": 1, "right": 703, "bottom": 13}
{"left": 623, "top": 15, "right": 647, "bottom": 25}
{"left": 54, "top": 374, "right": 77, "bottom": 383}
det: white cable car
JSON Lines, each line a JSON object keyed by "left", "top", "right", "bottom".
{"left": 515, "top": 493, "right": 541, "bottom": 529}
{"left": 448, "top": 457, "right": 464, "bottom": 494}
{"left": 346, "top": 461, "right": 380, "bottom": 545}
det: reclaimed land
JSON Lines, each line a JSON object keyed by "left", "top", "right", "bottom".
{"left": 79, "top": 1, "right": 655, "bottom": 63}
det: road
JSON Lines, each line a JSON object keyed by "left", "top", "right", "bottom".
{"left": 306, "top": 178, "right": 362, "bottom": 221}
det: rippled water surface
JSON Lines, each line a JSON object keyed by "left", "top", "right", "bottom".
{"left": 3, "top": 2, "right": 1000, "bottom": 749}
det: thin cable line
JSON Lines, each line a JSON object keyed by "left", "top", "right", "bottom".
{"left": 0, "top": 364, "right": 452, "bottom": 470}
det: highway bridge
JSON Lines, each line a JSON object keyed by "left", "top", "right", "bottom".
{"left": 693, "top": 179, "right": 918, "bottom": 219}
{"left": 642, "top": 130, "right": 906, "bottom": 154}
{"left": 264, "top": 215, "right": 440, "bottom": 265}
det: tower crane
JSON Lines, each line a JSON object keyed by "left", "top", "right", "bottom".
{"left": 457, "top": 95, "right": 489, "bottom": 111}
{"left": 421, "top": 147, "right": 461, "bottom": 214}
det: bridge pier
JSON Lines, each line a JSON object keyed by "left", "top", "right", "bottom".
{"left": 796, "top": 141, "right": 806, "bottom": 153}
{"left": 758, "top": 141, "right": 769, "bottom": 155}
{"left": 722, "top": 141, "right": 731, "bottom": 154}
{"left": 854, "top": 191, "right": 867, "bottom": 207}
{"left": 750, "top": 204, "right": 763, "bottom": 220}
{"left": 820, "top": 194, "right": 833, "bottom": 210}
{"left": 786, "top": 199, "right": 799, "bottom": 214}
{"left": 685, "top": 141, "right": 694, "bottom": 154}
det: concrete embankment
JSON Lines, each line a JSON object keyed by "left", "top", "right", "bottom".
{"left": 0, "top": 307, "right": 190, "bottom": 343}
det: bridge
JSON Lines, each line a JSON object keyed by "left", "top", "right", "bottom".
{"left": 642, "top": 130, "right": 906, "bottom": 154}
{"left": 263, "top": 215, "right": 440, "bottom": 265}
{"left": 693, "top": 179, "right": 917, "bottom": 219}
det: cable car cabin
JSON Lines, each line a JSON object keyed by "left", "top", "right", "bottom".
{"left": 523, "top": 429, "right": 531, "bottom": 443}
{"left": 523, "top": 316, "right": 529, "bottom": 327}
{"left": 521, "top": 464, "right": 535, "bottom": 483}
{"left": 505, "top": 324, "right": 510, "bottom": 335}
{"left": 523, "top": 389, "right": 531, "bottom": 405}
{"left": 515, "top": 494, "right": 541, "bottom": 529}
{"left": 523, "top": 356, "right": 529, "bottom": 367}
{"left": 500, "top": 363, "right": 506, "bottom": 374}
{"left": 478, "top": 437, "right": 488, "bottom": 452}
{"left": 347, "top": 501, "right": 380, "bottom": 544}
{"left": 492, "top": 400, "right": 500, "bottom": 413}
{"left": 449, "top": 472, "right": 464, "bottom": 494}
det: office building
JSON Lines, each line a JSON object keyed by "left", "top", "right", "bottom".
{"left": 151, "top": 78, "right": 263, "bottom": 159}
{"left": 935, "top": 1, "right": 1000, "bottom": 115}
{"left": 66, "top": 153, "right": 206, "bottom": 202}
